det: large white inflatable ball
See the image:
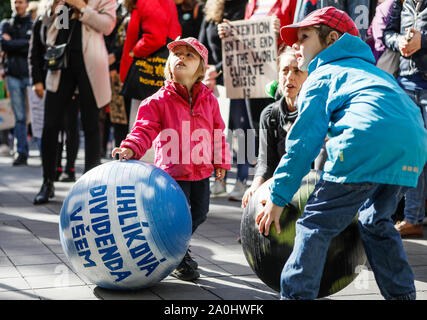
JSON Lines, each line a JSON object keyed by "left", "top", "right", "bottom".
{"left": 59, "top": 160, "right": 192, "bottom": 290}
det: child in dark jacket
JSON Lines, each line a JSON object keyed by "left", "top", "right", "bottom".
{"left": 112, "top": 37, "right": 231, "bottom": 281}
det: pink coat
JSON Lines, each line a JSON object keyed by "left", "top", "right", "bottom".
{"left": 121, "top": 81, "right": 231, "bottom": 181}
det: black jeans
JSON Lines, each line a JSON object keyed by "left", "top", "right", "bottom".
{"left": 177, "top": 178, "right": 210, "bottom": 234}
{"left": 41, "top": 52, "right": 100, "bottom": 181}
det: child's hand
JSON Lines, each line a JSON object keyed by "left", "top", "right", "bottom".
{"left": 215, "top": 168, "right": 226, "bottom": 180}
{"left": 112, "top": 147, "right": 134, "bottom": 161}
{"left": 241, "top": 186, "right": 258, "bottom": 209}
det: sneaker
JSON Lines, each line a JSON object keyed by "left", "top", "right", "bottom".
{"left": 0, "top": 144, "right": 11, "bottom": 156}
{"left": 228, "top": 180, "right": 246, "bottom": 202}
{"left": 12, "top": 153, "right": 27, "bottom": 166}
{"left": 210, "top": 180, "right": 226, "bottom": 197}
{"left": 395, "top": 221, "right": 424, "bottom": 238}
{"left": 170, "top": 260, "right": 200, "bottom": 281}
{"left": 60, "top": 169, "right": 76, "bottom": 182}
{"left": 183, "top": 249, "right": 198, "bottom": 270}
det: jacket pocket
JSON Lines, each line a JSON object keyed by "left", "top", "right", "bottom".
{"left": 160, "top": 164, "right": 192, "bottom": 178}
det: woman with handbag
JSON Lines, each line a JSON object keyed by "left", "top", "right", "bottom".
{"left": 119, "top": 0, "right": 181, "bottom": 132}
{"left": 33, "top": 0, "right": 116, "bottom": 205}
{"left": 383, "top": 0, "right": 427, "bottom": 237}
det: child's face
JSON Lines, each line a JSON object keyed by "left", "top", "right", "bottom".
{"left": 278, "top": 54, "right": 308, "bottom": 99}
{"left": 170, "top": 45, "right": 202, "bottom": 83}
{"left": 292, "top": 27, "right": 326, "bottom": 71}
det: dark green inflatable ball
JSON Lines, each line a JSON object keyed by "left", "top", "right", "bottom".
{"left": 240, "top": 170, "right": 367, "bottom": 298}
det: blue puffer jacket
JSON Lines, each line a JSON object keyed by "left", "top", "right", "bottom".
{"left": 270, "top": 33, "right": 427, "bottom": 207}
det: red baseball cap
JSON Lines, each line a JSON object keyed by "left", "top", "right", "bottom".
{"left": 167, "top": 37, "right": 209, "bottom": 66}
{"left": 280, "top": 6, "right": 359, "bottom": 47}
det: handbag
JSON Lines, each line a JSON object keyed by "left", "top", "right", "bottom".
{"left": 120, "top": 38, "right": 172, "bottom": 100}
{"left": 376, "top": 48, "right": 400, "bottom": 76}
{"left": 43, "top": 16, "right": 77, "bottom": 70}
{"left": 0, "top": 98, "right": 16, "bottom": 131}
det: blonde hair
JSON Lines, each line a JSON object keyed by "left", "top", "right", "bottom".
{"left": 164, "top": 47, "right": 206, "bottom": 83}
{"left": 203, "top": 0, "right": 225, "bottom": 24}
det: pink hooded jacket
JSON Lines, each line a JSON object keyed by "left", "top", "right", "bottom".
{"left": 120, "top": 81, "right": 231, "bottom": 181}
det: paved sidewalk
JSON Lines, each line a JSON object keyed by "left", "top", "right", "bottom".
{"left": 0, "top": 148, "right": 426, "bottom": 301}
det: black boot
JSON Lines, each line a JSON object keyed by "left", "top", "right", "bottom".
{"left": 13, "top": 153, "right": 28, "bottom": 166}
{"left": 33, "top": 179, "right": 55, "bottom": 205}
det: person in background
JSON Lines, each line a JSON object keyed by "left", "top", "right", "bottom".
{"left": 0, "top": 0, "right": 33, "bottom": 166}
{"left": 315, "top": 0, "right": 372, "bottom": 40}
{"left": 119, "top": 0, "right": 181, "bottom": 130}
{"left": 33, "top": 0, "right": 116, "bottom": 204}
{"left": 242, "top": 46, "right": 308, "bottom": 208}
{"left": 175, "top": 0, "right": 204, "bottom": 38}
{"left": 103, "top": 0, "right": 129, "bottom": 151}
{"left": 243, "top": 0, "right": 296, "bottom": 139}
{"left": 365, "top": 0, "right": 394, "bottom": 62}
{"left": 113, "top": 38, "right": 231, "bottom": 281}
{"left": 383, "top": 0, "right": 427, "bottom": 238}
{"left": 199, "top": 0, "right": 250, "bottom": 201}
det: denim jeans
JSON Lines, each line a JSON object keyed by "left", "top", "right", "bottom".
{"left": 228, "top": 99, "right": 251, "bottom": 183}
{"left": 6, "top": 76, "right": 30, "bottom": 156}
{"left": 281, "top": 179, "right": 416, "bottom": 300}
{"left": 403, "top": 89, "right": 427, "bottom": 225}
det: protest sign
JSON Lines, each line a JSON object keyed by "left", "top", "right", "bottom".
{"left": 221, "top": 17, "right": 278, "bottom": 99}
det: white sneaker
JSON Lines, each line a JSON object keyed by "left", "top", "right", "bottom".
{"left": 0, "top": 144, "right": 11, "bottom": 156}
{"left": 210, "top": 180, "right": 227, "bottom": 197}
{"left": 228, "top": 181, "right": 246, "bottom": 202}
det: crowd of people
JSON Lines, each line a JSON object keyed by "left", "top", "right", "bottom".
{"left": 0, "top": 0, "right": 426, "bottom": 297}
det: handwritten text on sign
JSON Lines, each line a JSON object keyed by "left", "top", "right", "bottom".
{"left": 221, "top": 18, "right": 278, "bottom": 99}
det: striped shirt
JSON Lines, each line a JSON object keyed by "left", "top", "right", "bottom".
{"left": 249, "top": 0, "right": 277, "bottom": 20}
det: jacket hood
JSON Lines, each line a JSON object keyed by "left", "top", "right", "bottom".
{"left": 308, "top": 33, "right": 376, "bottom": 75}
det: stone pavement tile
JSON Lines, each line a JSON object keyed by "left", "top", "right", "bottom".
{"left": 402, "top": 239, "right": 427, "bottom": 255}
{"left": 47, "top": 244, "right": 64, "bottom": 254}
{"left": 35, "top": 285, "right": 99, "bottom": 300}
{"left": 416, "top": 291, "right": 427, "bottom": 300}
{"left": 328, "top": 278, "right": 381, "bottom": 297}
{"left": 150, "top": 278, "right": 220, "bottom": 300}
{"left": 414, "top": 280, "right": 427, "bottom": 291}
{"left": 197, "top": 264, "right": 232, "bottom": 278}
{"left": 17, "top": 263, "right": 73, "bottom": 277}
{"left": 0, "top": 256, "right": 13, "bottom": 267}
{"left": 0, "top": 289, "right": 40, "bottom": 300}
{"left": 413, "top": 266, "right": 427, "bottom": 281}
{"left": 215, "top": 262, "right": 253, "bottom": 276}
{"left": 2, "top": 246, "right": 52, "bottom": 257}
{"left": 196, "top": 276, "right": 278, "bottom": 300}
{"left": 208, "top": 236, "right": 241, "bottom": 246}
{"left": 233, "top": 274, "right": 277, "bottom": 294}
{"left": 92, "top": 286, "right": 161, "bottom": 300}
{"left": 408, "top": 255, "right": 427, "bottom": 267}
{"left": 24, "top": 272, "right": 86, "bottom": 289}
{"left": 9, "top": 253, "right": 62, "bottom": 266}
{"left": 0, "top": 266, "right": 21, "bottom": 279}
{"left": 323, "top": 294, "right": 384, "bottom": 300}
{"left": 0, "top": 277, "right": 31, "bottom": 291}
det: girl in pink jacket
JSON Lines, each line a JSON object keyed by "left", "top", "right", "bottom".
{"left": 112, "top": 37, "right": 231, "bottom": 281}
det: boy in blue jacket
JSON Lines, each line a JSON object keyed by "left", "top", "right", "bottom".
{"left": 256, "top": 7, "right": 427, "bottom": 300}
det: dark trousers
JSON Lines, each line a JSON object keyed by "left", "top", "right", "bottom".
{"left": 177, "top": 178, "right": 210, "bottom": 234}
{"left": 112, "top": 96, "right": 131, "bottom": 147}
{"left": 41, "top": 54, "right": 100, "bottom": 180}
{"left": 55, "top": 94, "right": 80, "bottom": 172}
